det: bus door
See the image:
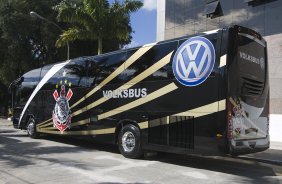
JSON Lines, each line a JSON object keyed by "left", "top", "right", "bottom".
{"left": 227, "top": 26, "right": 269, "bottom": 152}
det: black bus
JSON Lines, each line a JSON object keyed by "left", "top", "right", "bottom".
{"left": 10, "top": 25, "right": 269, "bottom": 158}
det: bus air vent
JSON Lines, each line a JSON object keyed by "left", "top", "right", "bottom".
{"left": 241, "top": 77, "right": 264, "bottom": 96}
{"left": 169, "top": 116, "right": 194, "bottom": 149}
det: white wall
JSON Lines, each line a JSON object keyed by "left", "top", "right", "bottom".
{"left": 156, "top": 0, "right": 166, "bottom": 42}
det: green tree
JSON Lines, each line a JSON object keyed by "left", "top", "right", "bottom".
{"left": 0, "top": 0, "right": 66, "bottom": 115}
{"left": 54, "top": 0, "right": 143, "bottom": 55}
{"left": 0, "top": 0, "right": 67, "bottom": 84}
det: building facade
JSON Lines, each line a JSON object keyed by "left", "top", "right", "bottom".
{"left": 157, "top": 0, "right": 282, "bottom": 114}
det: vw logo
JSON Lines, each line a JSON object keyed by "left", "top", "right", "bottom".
{"left": 172, "top": 36, "right": 215, "bottom": 86}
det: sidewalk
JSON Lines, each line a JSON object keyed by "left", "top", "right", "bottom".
{"left": 0, "top": 118, "right": 12, "bottom": 126}
{"left": 242, "top": 142, "right": 282, "bottom": 165}
{"left": 270, "top": 114, "right": 282, "bottom": 142}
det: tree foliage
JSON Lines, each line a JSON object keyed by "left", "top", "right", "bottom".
{"left": 0, "top": 0, "right": 141, "bottom": 115}
{"left": 0, "top": 0, "right": 65, "bottom": 85}
{"left": 54, "top": 0, "right": 143, "bottom": 54}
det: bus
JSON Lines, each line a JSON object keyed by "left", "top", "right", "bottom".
{"left": 10, "top": 25, "right": 269, "bottom": 158}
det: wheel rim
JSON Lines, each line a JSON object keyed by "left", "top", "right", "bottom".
{"left": 121, "top": 131, "right": 135, "bottom": 152}
{"left": 27, "top": 121, "right": 35, "bottom": 135}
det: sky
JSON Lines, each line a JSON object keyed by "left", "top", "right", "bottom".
{"left": 109, "top": 0, "right": 157, "bottom": 48}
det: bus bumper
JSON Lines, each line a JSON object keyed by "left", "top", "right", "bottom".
{"left": 229, "top": 136, "right": 270, "bottom": 155}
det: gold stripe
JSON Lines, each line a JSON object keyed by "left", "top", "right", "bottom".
{"left": 36, "top": 118, "right": 52, "bottom": 127}
{"left": 38, "top": 122, "right": 150, "bottom": 135}
{"left": 173, "top": 99, "right": 226, "bottom": 117}
{"left": 138, "top": 121, "right": 148, "bottom": 129}
{"left": 38, "top": 122, "right": 149, "bottom": 135}
{"left": 147, "top": 100, "right": 226, "bottom": 128}
{"left": 98, "top": 83, "right": 178, "bottom": 120}
{"left": 39, "top": 119, "right": 90, "bottom": 130}
{"left": 219, "top": 99, "right": 226, "bottom": 111}
{"left": 37, "top": 121, "right": 53, "bottom": 128}
{"left": 37, "top": 127, "right": 116, "bottom": 135}
{"left": 70, "top": 118, "right": 89, "bottom": 127}
{"left": 37, "top": 100, "right": 226, "bottom": 135}
{"left": 39, "top": 127, "right": 56, "bottom": 130}
{"left": 70, "top": 44, "right": 155, "bottom": 109}
{"left": 72, "top": 52, "right": 173, "bottom": 117}
{"left": 166, "top": 116, "right": 169, "bottom": 124}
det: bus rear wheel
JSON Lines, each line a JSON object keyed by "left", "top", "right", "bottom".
{"left": 26, "top": 118, "right": 39, "bottom": 139}
{"left": 118, "top": 124, "right": 143, "bottom": 159}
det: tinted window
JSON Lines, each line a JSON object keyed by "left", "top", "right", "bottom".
{"left": 18, "top": 68, "right": 41, "bottom": 105}
{"left": 40, "top": 64, "right": 53, "bottom": 79}
{"left": 88, "top": 51, "right": 127, "bottom": 86}
{"left": 124, "top": 41, "right": 178, "bottom": 82}
{"left": 41, "top": 59, "right": 89, "bottom": 90}
{"left": 39, "top": 64, "right": 54, "bottom": 90}
{"left": 64, "top": 58, "right": 89, "bottom": 87}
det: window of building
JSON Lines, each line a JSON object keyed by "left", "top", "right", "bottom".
{"left": 245, "top": 0, "right": 277, "bottom": 7}
{"left": 204, "top": 0, "right": 223, "bottom": 19}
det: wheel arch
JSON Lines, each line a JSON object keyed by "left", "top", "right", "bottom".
{"left": 24, "top": 114, "right": 35, "bottom": 129}
{"left": 115, "top": 119, "right": 140, "bottom": 144}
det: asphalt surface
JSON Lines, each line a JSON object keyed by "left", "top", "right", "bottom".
{"left": 1, "top": 119, "right": 282, "bottom": 184}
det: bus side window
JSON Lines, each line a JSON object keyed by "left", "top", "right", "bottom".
{"left": 88, "top": 51, "right": 127, "bottom": 86}
{"left": 63, "top": 58, "right": 89, "bottom": 88}
{"left": 40, "top": 65, "right": 54, "bottom": 90}
{"left": 19, "top": 68, "right": 41, "bottom": 105}
{"left": 123, "top": 41, "right": 178, "bottom": 82}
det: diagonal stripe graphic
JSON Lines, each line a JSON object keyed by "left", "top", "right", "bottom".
{"left": 37, "top": 127, "right": 116, "bottom": 135}
{"left": 72, "top": 51, "right": 174, "bottom": 117}
{"left": 97, "top": 83, "right": 178, "bottom": 120}
{"left": 36, "top": 99, "right": 226, "bottom": 135}
{"left": 38, "top": 121, "right": 53, "bottom": 128}
{"left": 36, "top": 118, "right": 52, "bottom": 127}
{"left": 173, "top": 99, "right": 226, "bottom": 117}
{"left": 37, "top": 121, "right": 148, "bottom": 135}
{"left": 70, "top": 44, "right": 156, "bottom": 109}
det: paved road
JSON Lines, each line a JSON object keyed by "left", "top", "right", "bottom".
{"left": 1, "top": 119, "right": 282, "bottom": 184}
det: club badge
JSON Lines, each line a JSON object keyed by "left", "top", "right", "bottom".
{"left": 52, "top": 80, "right": 73, "bottom": 133}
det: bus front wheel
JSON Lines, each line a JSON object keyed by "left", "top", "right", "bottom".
{"left": 118, "top": 124, "right": 143, "bottom": 159}
{"left": 26, "top": 118, "right": 39, "bottom": 139}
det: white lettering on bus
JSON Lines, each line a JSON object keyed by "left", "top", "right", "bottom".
{"left": 239, "top": 51, "right": 260, "bottom": 65}
{"left": 103, "top": 88, "right": 148, "bottom": 99}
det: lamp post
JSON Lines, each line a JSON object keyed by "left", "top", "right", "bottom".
{"left": 30, "top": 11, "right": 70, "bottom": 60}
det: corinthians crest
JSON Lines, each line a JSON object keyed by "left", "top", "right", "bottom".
{"left": 52, "top": 80, "right": 73, "bottom": 133}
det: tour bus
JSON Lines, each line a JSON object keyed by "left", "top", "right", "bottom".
{"left": 10, "top": 25, "right": 269, "bottom": 158}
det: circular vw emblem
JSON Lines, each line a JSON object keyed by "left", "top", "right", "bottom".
{"left": 172, "top": 36, "right": 215, "bottom": 86}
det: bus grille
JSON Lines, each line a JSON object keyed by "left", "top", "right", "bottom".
{"left": 241, "top": 77, "right": 264, "bottom": 96}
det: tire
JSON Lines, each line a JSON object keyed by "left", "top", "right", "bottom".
{"left": 118, "top": 124, "right": 143, "bottom": 159}
{"left": 26, "top": 118, "right": 39, "bottom": 139}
